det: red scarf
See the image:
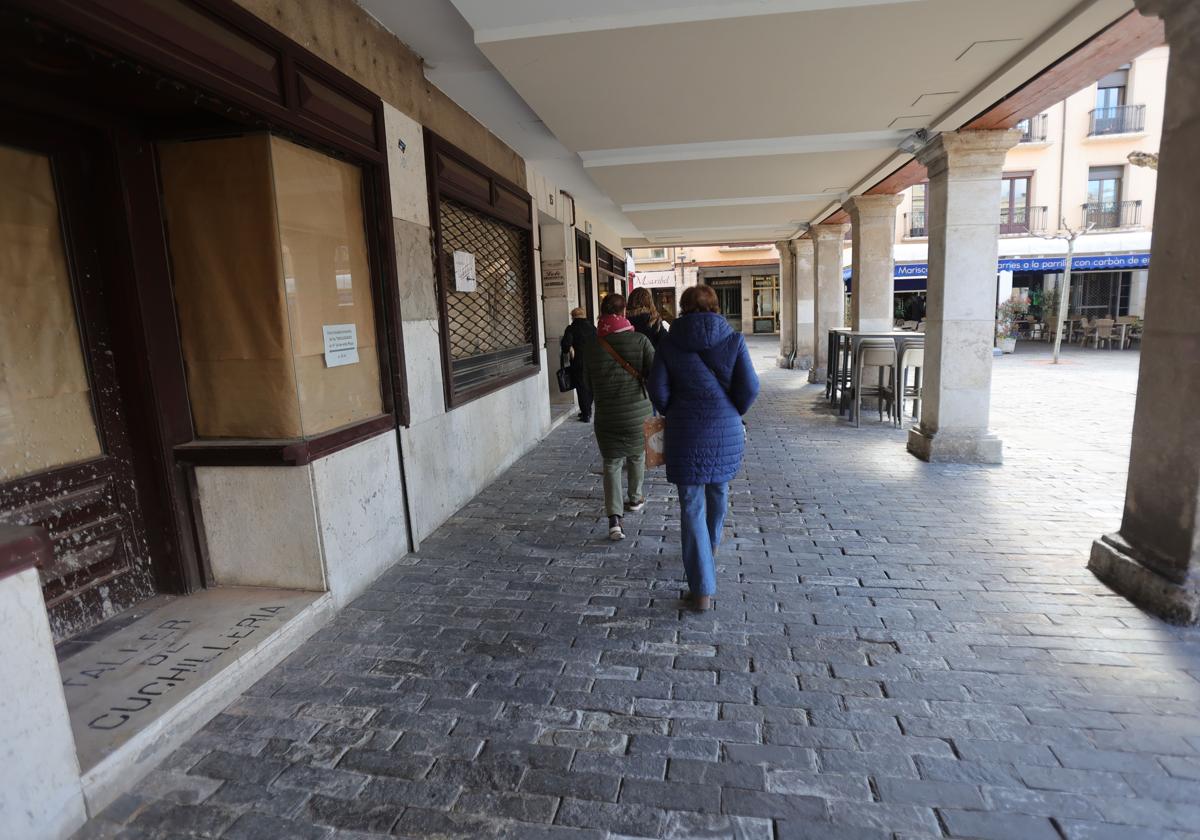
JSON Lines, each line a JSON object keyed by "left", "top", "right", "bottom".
{"left": 597, "top": 314, "right": 634, "bottom": 337}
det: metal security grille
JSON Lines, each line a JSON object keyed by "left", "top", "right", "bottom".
{"left": 439, "top": 197, "right": 534, "bottom": 395}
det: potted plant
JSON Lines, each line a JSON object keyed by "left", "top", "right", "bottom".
{"left": 995, "top": 296, "right": 1029, "bottom": 354}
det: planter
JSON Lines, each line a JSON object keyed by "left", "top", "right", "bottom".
{"left": 998, "top": 337, "right": 1017, "bottom": 354}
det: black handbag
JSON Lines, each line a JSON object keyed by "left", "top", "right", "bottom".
{"left": 556, "top": 351, "right": 575, "bottom": 392}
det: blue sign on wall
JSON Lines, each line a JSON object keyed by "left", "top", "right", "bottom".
{"left": 842, "top": 252, "right": 1150, "bottom": 289}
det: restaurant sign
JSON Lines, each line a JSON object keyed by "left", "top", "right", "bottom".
{"left": 843, "top": 252, "right": 1151, "bottom": 285}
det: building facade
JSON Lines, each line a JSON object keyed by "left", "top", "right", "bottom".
{"left": 890, "top": 46, "right": 1166, "bottom": 320}
{"left": 629, "top": 244, "right": 782, "bottom": 335}
{"left": 0, "top": 1, "right": 628, "bottom": 835}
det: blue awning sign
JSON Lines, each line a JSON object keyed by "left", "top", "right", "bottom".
{"left": 842, "top": 252, "right": 1150, "bottom": 288}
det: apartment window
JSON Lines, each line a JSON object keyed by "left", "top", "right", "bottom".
{"left": 1090, "top": 66, "right": 1144, "bottom": 135}
{"left": 999, "top": 173, "right": 1032, "bottom": 234}
{"left": 647, "top": 247, "right": 667, "bottom": 261}
{"left": 1086, "top": 166, "right": 1125, "bottom": 228}
{"left": 908, "top": 183, "right": 927, "bottom": 237}
{"left": 426, "top": 131, "right": 538, "bottom": 406}
{"left": 596, "top": 244, "right": 626, "bottom": 299}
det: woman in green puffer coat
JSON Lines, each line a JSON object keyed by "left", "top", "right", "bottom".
{"left": 582, "top": 293, "right": 654, "bottom": 541}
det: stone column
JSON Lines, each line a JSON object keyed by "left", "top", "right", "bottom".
{"left": 906, "top": 129, "right": 1020, "bottom": 464}
{"left": 1089, "top": 0, "right": 1200, "bottom": 624}
{"left": 794, "top": 238, "right": 816, "bottom": 369}
{"left": 844, "top": 194, "right": 902, "bottom": 332}
{"left": 775, "top": 239, "right": 797, "bottom": 367}
{"left": 808, "top": 223, "right": 849, "bottom": 383}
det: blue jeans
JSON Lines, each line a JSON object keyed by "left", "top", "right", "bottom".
{"left": 677, "top": 482, "right": 729, "bottom": 596}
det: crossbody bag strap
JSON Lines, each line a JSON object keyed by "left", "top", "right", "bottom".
{"left": 598, "top": 337, "right": 647, "bottom": 396}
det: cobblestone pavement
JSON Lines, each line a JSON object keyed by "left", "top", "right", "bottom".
{"left": 80, "top": 339, "right": 1200, "bottom": 840}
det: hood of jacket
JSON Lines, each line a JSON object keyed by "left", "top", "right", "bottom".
{"left": 667, "top": 311, "right": 734, "bottom": 352}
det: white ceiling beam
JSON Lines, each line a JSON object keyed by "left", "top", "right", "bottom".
{"left": 580, "top": 130, "right": 909, "bottom": 168}
{"left": 465, "top": 0, "right": 923, "bottom": 44}
{"left": 622, "top": 193, "right": 843, "bottom": 213}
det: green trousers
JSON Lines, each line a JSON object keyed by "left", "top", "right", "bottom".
{"left": 602, "top": 452, "right": 645, "bottom": 516}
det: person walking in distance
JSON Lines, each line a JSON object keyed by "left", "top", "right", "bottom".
{"left": 582, "top": 294, "right": 654, "bottom": 541}
{"left": 648, "top": 285, "right": 759, "bottom": 610}
{"left": 627, "top": 287, "right": 668, "bottom": 348}
{"left": 560, "top": 307, "right": 597, "bottom": 421}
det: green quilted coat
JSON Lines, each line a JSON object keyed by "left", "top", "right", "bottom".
{"left": 582, "top": 331, "right": 655, "bottom": 458}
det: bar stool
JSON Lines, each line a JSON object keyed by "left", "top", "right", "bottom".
{"left": 890, "top": 337, "right": 924, "bottom": 425}
{"left": 848, "top": 338, "right": 896, "bottom": 427}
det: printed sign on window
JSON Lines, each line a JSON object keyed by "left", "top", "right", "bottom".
{"left": 453, "top": 250, "right": 477, "bottom": 292}
{"left": 322, "top": 323, "right": 359, "bottom": 367}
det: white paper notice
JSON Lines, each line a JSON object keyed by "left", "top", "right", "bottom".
{"left": 453, "top": 250, "right": 477, "bottom": 292}
{"left": 322, "top": 323, "right": 359, "bottom": 368}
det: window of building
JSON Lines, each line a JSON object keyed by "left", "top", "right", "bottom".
{"left": 908, "top": 183, "right": 927, "bottom": 237}
{"left": 159, "top": 134, "right": 385, "bottom": 439}
{"left": 596, "top": 244, "right": 626, "bottom": 300}
{"left": 1091, "top": 66, "right": 1138, "bottom": 135}
{"left": 576, "top": 229, "right": 594, "bottom": 321}
{"left": 647, "top": 247, "right": 667, "bottom": 261}
{"left": 426, "top": 131, "right": 538, "bottom": 406}
{"left": 1095, "top": 67, "right": 1129, "bottom": 110}
{"left": 1086, "top": 165, "right": 1124, "bottom": 228}
{"left": 1000, "top": 173, "right": 1032, "bottom": 234}
{"left": 752, "top": 274, "right": 780, "bottom": 334}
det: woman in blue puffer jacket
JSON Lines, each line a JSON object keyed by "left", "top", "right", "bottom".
{"left": 647, "top": 285, "right": 760, "bottom": 610}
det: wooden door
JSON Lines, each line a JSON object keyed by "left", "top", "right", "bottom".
{"left": 0, "top": 122, "right": 157, "bottom": 641}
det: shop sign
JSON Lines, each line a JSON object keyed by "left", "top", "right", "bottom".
{"left": 542, "top": 259, "right": 566, "bottom": 291}
{"left": 323, "top": 323, "right": 359, "bottom": 367}
{"left": 453, "top": 249, "right": 477, "bottom": 292}
{"left": 635, "top": 269, "right": 677, "bottom": 288}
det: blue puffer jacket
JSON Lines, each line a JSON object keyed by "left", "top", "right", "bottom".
{"left": 647, "top": 312, "right": 760, "bottom": 485}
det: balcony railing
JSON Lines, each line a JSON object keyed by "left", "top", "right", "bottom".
{"left": 905, "top": 210, "right": 927, "bottom": 238}
{"left": 1083, "top": 199, "right": 1142, "bottom": 229}
{"left": 1017, "top": 114, "right": 1049, "bottom": 143}
{"left": 1088, "top": 104, "right": 1146, "bottom": 136}
{"left": 1000, "top": 205, "right": 1047, "bottom": 235}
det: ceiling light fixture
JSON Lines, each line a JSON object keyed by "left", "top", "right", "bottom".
{"left": 898, "top": 129, "right": 931, "bottom": 155}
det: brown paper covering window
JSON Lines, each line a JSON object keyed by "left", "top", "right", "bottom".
{"left": 158, "top": 134, "right": 382, "bottom": 440}
{"left": 0, "top": 145, "right": 102, "bottom": 480}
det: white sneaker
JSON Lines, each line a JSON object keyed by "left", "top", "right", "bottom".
{"left": 625, "top": 498, "right": 645, "bottom": 513}
{"left": 608, "top": 515, "right": 626, "bottom": 541}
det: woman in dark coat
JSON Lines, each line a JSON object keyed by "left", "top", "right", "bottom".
{"left": 560, "top": 307, "right": 597, "bottom": 421}
{"left": 583, "top": 294, "right": 654, "bottom": 541}
{"left": 647, "top": 285, "right": 759, "bottom": 610}
{"left": 627, "top": 287, "right": 667, "bottom": 348}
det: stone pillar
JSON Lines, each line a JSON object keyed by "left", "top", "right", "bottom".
{"left": 906, "top": 129, "right": 1020, "bottom": 464}
{"left": 844, "top": 194, "right": 902, "bottom": 332}
{"left": 775, "top": 239, "right": 797, "bottom": 367}
{"left": 794, "top": 239, "right": 816, "bottom": 369}
{"left": 1089, "top": 0, "right": 1200, "bottom": 624}
{"left": 808, "top": 224, "right": 849, "bottom": 383}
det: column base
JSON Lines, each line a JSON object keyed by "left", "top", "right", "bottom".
{"left": 907, "top": 427, "right": 1003, "bottom": 464}
{"left": 808, "top": 366, "right": 826, "bottom": 384}
{"left": 776, "top": 353, "right": 794, "bottom": 370}
{"left": 1089, "top": 533, "right": 1200, "bottom": 625}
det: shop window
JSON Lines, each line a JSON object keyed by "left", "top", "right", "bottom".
{"left": 158, "top": 134, "right": 384, "bottom": 439}
{"left": 597, "top": 244, "right": 626, "bottom": 299}
{"left": 576, "top": 229, "right": 594, "bottom": 321}
{"left": 752, "top": 274, "right": 780, "bottom": 334}
{"left": 426, "top": 131, "right": 537, "bottom": 406}
{"left": 0, "top": 145, "right": 102, "bottom": 479}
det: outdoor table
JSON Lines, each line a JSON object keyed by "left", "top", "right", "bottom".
{"left": 828, "top": 329, "right": 922, "bottom": 422}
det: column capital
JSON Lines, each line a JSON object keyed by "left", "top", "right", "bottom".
{"left": 842, "top": 193, "right": 903, "bottom": 220}
{"left": 774, "top": 239, "right": 796, "bottom": 258}
{"left": 1135, "top": 0, "right": 1200, "bottom": 44}
{"left": 810, "top": 223, "right": 849, "bottom": 241}
{"left": 915, "top": 129, "right": 1022, "bottom": 179}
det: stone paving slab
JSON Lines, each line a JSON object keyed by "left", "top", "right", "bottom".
{"left": 75, "top": 341, "right": 1200, "bottom": 839}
